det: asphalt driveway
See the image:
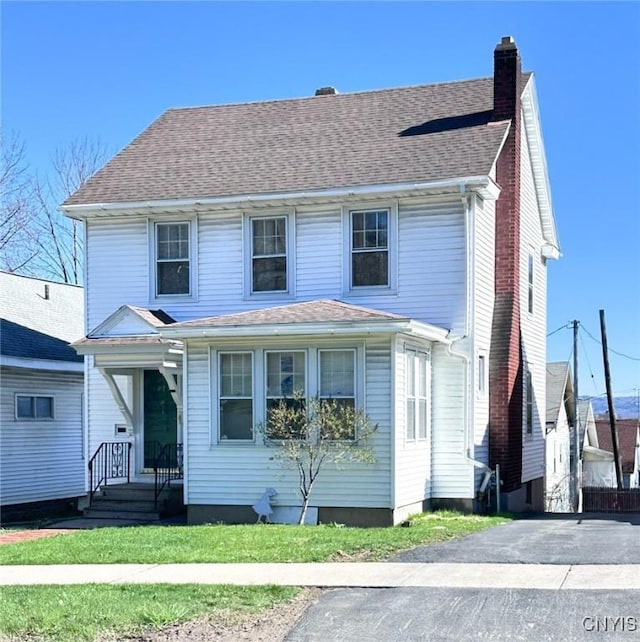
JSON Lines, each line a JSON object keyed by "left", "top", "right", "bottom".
{"left": 286, "top": 513, "right": 640, "bottom": 641}
{"left": 393, "top": 513, "right": 640, "bottom": 565}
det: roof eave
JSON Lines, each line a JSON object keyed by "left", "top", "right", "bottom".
{"left": 521, "top": 74, "right": 561, "bottom": 258}
{"left": 60, "top": 176, "right": 501, "bottom": 218}
{"left": 0, "top": 355, "right": 84, "bottom": 372}
{"left": 161, "top": 319, "right": 451, "bottom": 343}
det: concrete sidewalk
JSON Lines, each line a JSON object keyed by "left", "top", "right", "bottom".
{"left": 1, "top": 562, "right": 639, "bottom": 589}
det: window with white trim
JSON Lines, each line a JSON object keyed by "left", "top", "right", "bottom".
{"left": 525, "top": 368, "right": 533, "bottom": 437}
{"left": 350, "top": 209, "right": 389, "bottom": 287}
{"left": 266, "top": 351, "right": 306, "bottom": 430}
{"left": 478, "top": 354, "right": 486, "bottom": 394}
{"left": 155, "top": 222, "right": 191, "bottom": 296}
{"left": 15, "top": 395, "right": 54, "bottom": 420}
{"left": 319, "top": 349, "right": 356, "bottom": 410}
{"left": 219, "top": 352, "right": 254, "bottom": 440}
{"left": 406, "top": 349, "right": 430, "bottom": 440}
{"left": 252, "top": 217, "right": 287, "bottom": 292}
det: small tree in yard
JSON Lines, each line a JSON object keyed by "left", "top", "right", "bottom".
{"left": 261, "top": 395, "right": 377, "bottom": 525}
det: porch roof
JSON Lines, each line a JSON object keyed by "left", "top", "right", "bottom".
{"left": 161, "top": 299, "right": 451, "bottom": 344}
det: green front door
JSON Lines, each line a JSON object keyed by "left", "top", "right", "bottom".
{"left": 143, "top": 370, "right": 177, "bottom": 468}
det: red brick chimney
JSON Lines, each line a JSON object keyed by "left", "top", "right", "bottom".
{"left": 489, "top": 36, "right": 524, "bottom": 493}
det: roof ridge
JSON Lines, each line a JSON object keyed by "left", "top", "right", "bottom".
{"left": 164, "top": 76, "right": 495, "bottom": 113}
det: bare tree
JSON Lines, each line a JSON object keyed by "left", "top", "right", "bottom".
{"left": 261, "top": 395, "right": 378, "bottom": 525}
{"left": 29, "top": 137, "right": 109, "bottom": 284}
{"left": 0, "top": 131, "right": 37, "bottom": 272}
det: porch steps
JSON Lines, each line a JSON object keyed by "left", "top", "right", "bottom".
{"left": 84, "top": 482, "right": 184, "bottom": 522}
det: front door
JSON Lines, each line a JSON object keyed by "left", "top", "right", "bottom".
{"left": 143, "top": 369, "right": 177, "bottom": 469}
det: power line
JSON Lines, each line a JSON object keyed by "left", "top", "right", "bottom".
{"left": 580, "top": 324, "right": 640, "bottom": 362}
{"left": 547, "top": 322, "right": 572, "bottom": 338}
{"left": 578, "top": 330, "right": 599, "bottom": 396}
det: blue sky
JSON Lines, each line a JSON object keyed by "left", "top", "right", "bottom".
{"left": 3, "top": 1, "right": 639, "bottom": 398}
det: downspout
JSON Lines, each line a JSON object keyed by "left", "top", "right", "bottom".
{"left": 446, "top": 188, "right": 492, "bottom": 491}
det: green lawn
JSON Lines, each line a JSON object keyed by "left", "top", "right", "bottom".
{"left": 0, "top": 584, "right": 297, "bottom": 642}
{"left": 0, "top": 511, "right": 509, "bottom": 565}
{"left": 0, "top": 512, "right": 509, "bottom": 641}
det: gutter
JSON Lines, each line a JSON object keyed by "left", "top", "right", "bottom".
{"left": 160, "top": 319, "right": 452, "bottom": 343}
{"left": 61, "top": 176, "right": 501, "bottom": 217}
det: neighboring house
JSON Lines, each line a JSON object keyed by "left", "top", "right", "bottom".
{"left": 0, "top": 272, "right": 85, "bottom": 520}
{"left": 594, "top": 419, "right": 640, "bottom": 489}
{"left": 62, "top": 37, "right": 560, "bottom": 525}
{"left": 581, "top": 403, "right": 616, "bottom": 489}
{"left": 544, "top": 362, "right": 573, "bottom": 512}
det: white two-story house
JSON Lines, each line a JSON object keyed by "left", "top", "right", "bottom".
{"left": 63, "top": 37, "right": 559, "bottom": 525}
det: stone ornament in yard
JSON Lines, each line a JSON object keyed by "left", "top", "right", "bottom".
{"left": 253, "top": 487, "right": 277, "bottom": 523}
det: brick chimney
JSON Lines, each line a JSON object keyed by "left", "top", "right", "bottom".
{"left": 489, "top": 36, "right": 524, "bottom": 493}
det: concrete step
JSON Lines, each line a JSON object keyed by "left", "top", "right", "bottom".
{"left": 83, "top": 508, "right": 161, "bottom": 521}
{"left": 89, "top": 499, "right": 161, "bottom": 513}
{"left": 98, "top": 484, "right": 182, "bottom": 502}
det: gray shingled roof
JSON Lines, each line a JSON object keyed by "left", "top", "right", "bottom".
{"left": 168, "top": 300, "right": 408, "bottom": 329}
{"left": 63, "top": 75, "right": 533, "bottom": 207}
{"left": 546, "top": 361, "right": 572, "bottom": 424}
{"left": 1, "top": 319, "right": 83, "bottom": 363}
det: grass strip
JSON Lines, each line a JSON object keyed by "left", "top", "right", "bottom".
{"left": 0, "top": 512, "right": 509, "bottom": 565}
{"left": 0, "top": 584, "right": 298, "bottom": 642}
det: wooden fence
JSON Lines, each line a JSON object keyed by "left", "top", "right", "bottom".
{"left": 582, "top": 487, "right": 640, "bottom": 513}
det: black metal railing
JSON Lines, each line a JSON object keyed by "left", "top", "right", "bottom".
{"left": 88, "top": 441, "right": 132, "bottom": 506}
{"left": 154, "top": 443, "right": 184, "bottom": 509}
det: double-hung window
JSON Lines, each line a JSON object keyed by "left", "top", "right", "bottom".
{"left": 155, "top": 222, "right": 191, "bottom": 296}
{"left": 406, "top": 350, "right": 430, "bottom": 441}
{"left": 266, "top": 351, "right": 306, "bottom": 438}
{"left": 16, "top": 395, "right": 54, "bottom": 420}
{"left": 351, "top": 209, "right": 389, "bottom": 287}
{"left": 251, "top": 217, "right": 288, "bottom": 293}
{"left": 319, "top": 350, "right": 356, "bottom": 410}
{"left": 219, "top": 353, "right": 253, "bottom": 440}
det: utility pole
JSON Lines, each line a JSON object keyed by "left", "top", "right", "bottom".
{"left": 572, "top": 320, "right": 580, "bottom": 511}
{"left": 599, "top": 309, "right": 623, "bottom": 490}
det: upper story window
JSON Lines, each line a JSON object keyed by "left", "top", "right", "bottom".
{"left": 155, "top": 222, "right": 191, "bottom": 296}
{"left": 527, "top": 252, "right": 534, "bottom": 314}
{"left": 252, "top": 217, "right": 287, "bottom": 292}
{"left": 351, "top": 209, "right": 389, "bottom": 287}
{"left": 245, "top": 213, "right": 294, "bottom": 297}
{"left": 343, "top": 205, "right": 397, "bottom": 294}
{"left": 16, "top": 395, "right": 54, "bottom": 420}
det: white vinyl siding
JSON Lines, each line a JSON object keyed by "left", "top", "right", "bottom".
{"left": 471, "top": 193, "right": 495, "bottom": 477}
{"left": 393, "top": 338, "right": 434, "bottom": 510}
{"left": 430, "top": 344, "right": 472, "bottom": 498}
{"left": 85, "top": 197, "right": 464, "bottom": 331}
{"left": 520, "top": 114, "right": 547, "bottom": 484}
{"left": 1, "top": 368, "right": 85, "bottom": 506}
{"left": 186, "top": 336, "right": 390, "bottom": 510}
